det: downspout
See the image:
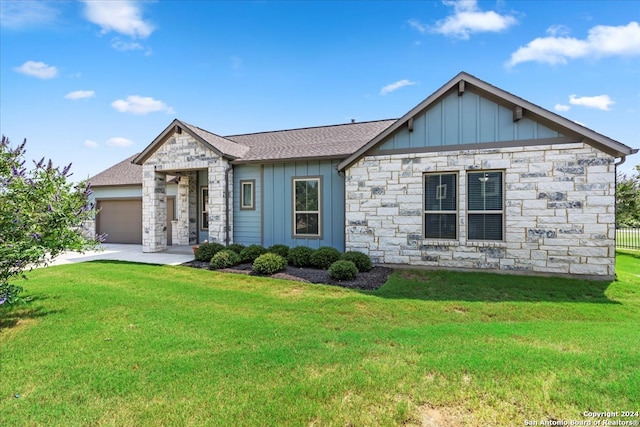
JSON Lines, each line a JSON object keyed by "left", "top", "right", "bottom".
{"left": 225, "top": 164, "right": 232, "bottom": 245}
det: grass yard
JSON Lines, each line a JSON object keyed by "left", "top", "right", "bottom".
{"left": 1, "top": 251, "right": 639, "bottom": 426}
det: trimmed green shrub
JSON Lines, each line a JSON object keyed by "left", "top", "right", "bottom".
{"left": 195, "top": 242, "right": 224, "bottom": 262}
{"left": 310, "top": 246, "right": 341, "bottom": 269}
{"left": 267, "top": 244, "right": 290, "bottom": 258}
{"left": 288, "top": 246, "right": 315, "bottom": 267}
{"left": 252, "top": 253, "right": 287, "bottom": 275}
{"left": 340, "top": 251, "right": 372, "bottom": 272}
{"left": 226, "top": 243, "right": 246, "bottom": 255}
{"left": 328, "top": 260, "right": 358, "bottom": 281}
{"left": 239, "top": 244, "right": 267, "bottom": 263}
{"left": 210, "top": 250, "right": 241, "bottom": 269}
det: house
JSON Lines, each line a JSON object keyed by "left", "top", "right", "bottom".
{"left": 88, "top": 72, "right": 637, "bottom": 278}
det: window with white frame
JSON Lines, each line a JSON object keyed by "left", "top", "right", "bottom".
{"left": 240, "top": 180, "right": 254, "bottom": 210}
{"left": 467, "top": 171, "right": 504, "bottom": 241}
{"left": 201, "top": 187, "right": 209, "bottom": 230}
{"left": 423, "top": 173, "right": 457, "bottom": 239}
{"left": 293, "top": 177, "right": 321, "bottom": 237}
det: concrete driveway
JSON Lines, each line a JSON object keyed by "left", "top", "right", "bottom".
{"left": 46, "top": 244, "right": 195, "bottom": 267}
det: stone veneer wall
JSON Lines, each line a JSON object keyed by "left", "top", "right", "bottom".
{"left": 345, "top": 142, "right": 616, "bottom": 277}
{"left": 142, "top": 133, "right": 231, "bottom": 251}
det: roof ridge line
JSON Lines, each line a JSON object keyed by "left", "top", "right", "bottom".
{"left": 224, "top": 118, "right": 398, "bottom": 138}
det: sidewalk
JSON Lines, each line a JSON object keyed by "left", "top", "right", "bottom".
{"left": 46, "top": 244, "right": 195, "bottom": 267}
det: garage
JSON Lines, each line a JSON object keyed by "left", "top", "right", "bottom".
{"left": 96, "top": 199, "right": 143, "bottom": 244}
{"left": 96, "top": 198, "right": 174, "bottom": 245}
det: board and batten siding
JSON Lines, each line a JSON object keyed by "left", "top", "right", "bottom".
{"left": 378, "top": 90, "right": 561, "bottom": 150}
{"left": 262, "top": 160, "right": 345, "bottom": 250}
{"left": 233, "top": 164, "right": 261, "bottom": 245}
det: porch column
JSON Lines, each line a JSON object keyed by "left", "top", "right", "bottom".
{"left": 142, "top": 165, "right": 167, "bottom": 252}
{"left": 173, "top": 174, "right": 190, "bottom": 245}
{"left": 207, "top": 160, "right": 232, "bottom": 244}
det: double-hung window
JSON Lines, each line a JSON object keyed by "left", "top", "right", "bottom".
{"left": 467, "top": 171, "right": 504, "bottom": 241}
{"left": 423, "top": 173, "right": 457, "bottom": 239}
{"left": 293, "top": 177, "right": 321, "bottom": 237}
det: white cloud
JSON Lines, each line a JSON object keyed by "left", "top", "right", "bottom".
{"left": 82, "top": 0, "right": 154, "bottom": 38}
{"left": 0, "top": 0, "right": 59, "bottom": 29}
{"left": 507, "top": 21, "right": 640, "bottom": 66}
{"left": 106, "top": 137, "right": 134, "bottom": 147}
{"left": 380, "top": 79, "right": 416, "bottom": 95}
{"left": 407, "top": 19, "right": 428, "bottom": 34}
{"left": 111, "top": 38, "right": 143, "bottom": 51}
{"left": 569, "top": 94, "right": 615, "bottom": 111}
{"left": 65, "top": 90, "right": 95, "bottom": 100}
{"left": 84, "top": 140, "right": 99, "bottom": 148}
{"left": 111, "top": 95, "right": 174, "bottom": 115}
{"left": 430, "top": 0, "right": 517, "bottom": 40}
{"left": 14, "top": 60, "right": 58, "bottom": 79}
{"left": 554, "top": 104, "right": 571, "bottom": 112}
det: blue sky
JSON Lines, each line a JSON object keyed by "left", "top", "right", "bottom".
{"left": 1, "top": 0, "right": 639, "bottom": 181}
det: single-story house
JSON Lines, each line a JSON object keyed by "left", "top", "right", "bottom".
{"left": 88, "top": 71, "right": 637, "bottom": 278}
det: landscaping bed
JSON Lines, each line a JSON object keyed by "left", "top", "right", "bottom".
{"left": 182, "top": 260, "right": 393, "bottom": 290}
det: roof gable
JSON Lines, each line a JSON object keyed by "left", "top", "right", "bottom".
{"left": 132, "top": 119, "right": 248, "bottom": 165}
{"left": 338, "top": 72, "right": 637, "bottom": 171}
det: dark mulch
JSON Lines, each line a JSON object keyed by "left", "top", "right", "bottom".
{"left": 182, "top": 260, "right": 393, "bottom": 291}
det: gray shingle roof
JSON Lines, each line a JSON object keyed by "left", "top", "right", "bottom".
{"left": 181, "top": 121, "right": 250, "bottom": 159}
{"left": 94, "top": 119, "right": 396, "bottom": 186}
{"left": 89, "top": 154, "right": 142, "bottom": 187}
{"left": 227, "top": 119, "right": 396, "bottom": 162}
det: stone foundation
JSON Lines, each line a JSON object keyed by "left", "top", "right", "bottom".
{"left": 345, "top": 142, "right": 616, "bottom": 278}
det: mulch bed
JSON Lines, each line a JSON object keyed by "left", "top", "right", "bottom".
{"left": 182, "top": 260, "right": 393, "bottom": 291}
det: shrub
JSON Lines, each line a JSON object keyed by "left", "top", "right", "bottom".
{"left": 310, "top": 246, "right": 341, "bottom": 269}
{"left": 267, "top": 244, "right": 290, "bottom": 258}
{"left": 328, "top": 260, "right": 358, "bottom": 281}
{"left": 288, "top": 246, "right": 315, "bottom": 267}
{"left": 210, "top": 250, "right": 241, "bottom": 269}
{"left": 195, "top": 242, "right": 225, "bottom": 262}
{"left": 340, "top": 251, "right": 372, "bottom": 272}
{"left": 252, "top": 253, "right": 287, "bottom": 275}
{"left": 226, "top": 243, "right": 246, "bottom": 255}
{"left": 239, "top": 244, "right": 267, "bottom": 263}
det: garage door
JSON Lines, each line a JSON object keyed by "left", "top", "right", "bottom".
{"left": 96, "top": 198, "right": 175, "bottom": 245}
{"left": 96, "top": 199, "right": 142, "bottom": 244}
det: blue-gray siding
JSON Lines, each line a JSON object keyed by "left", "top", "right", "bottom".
{"left": 379, "top": 91, "right": 562, "bottom": 150}
{"left": 262, "top": 160, "right": 345, "bottom": 250}
{"left": 233, "top": 164, "right": 262, "bottom": 245}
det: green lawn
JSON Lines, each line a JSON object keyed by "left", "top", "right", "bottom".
{"left": 1, "top": 252, "right": 639, "bottom": 426}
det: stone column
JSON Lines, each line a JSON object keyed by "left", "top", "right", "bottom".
{"left": 207, "top": 159, "right": 231, "bottom": 244}
{"left": 174, "top": 174, "right": 190, "bottom": 245}
{"left": 142, "top": 165, "right": 167, "bottom": 252}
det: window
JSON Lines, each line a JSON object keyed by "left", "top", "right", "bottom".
{"left": 201, "top": 187, "right": 209, "bottom": 230}
{"left": 467, "top": 171, "right": 504, "bottom": 241}
{"left": 423, "top": 173, "right": 457, "bottom": 239}
{"left": 240, "top": 180, "right": 255, "bottom": 210}
{"left": 293, "top": 177, "right": 321, "bottom": 237}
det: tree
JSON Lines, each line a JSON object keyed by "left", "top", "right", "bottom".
{"left": 616, "top": 164, "right": 640, "bottom": 227}
{"left": 1, "top": 136, "right": 102, "bottom": 305}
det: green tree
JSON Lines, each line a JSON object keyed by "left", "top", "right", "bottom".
{"left": 1, "top": 136, "right": 102, "bottom": 304}
{"left": 616, "top": 164, "right": 640, "bottom": 227}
